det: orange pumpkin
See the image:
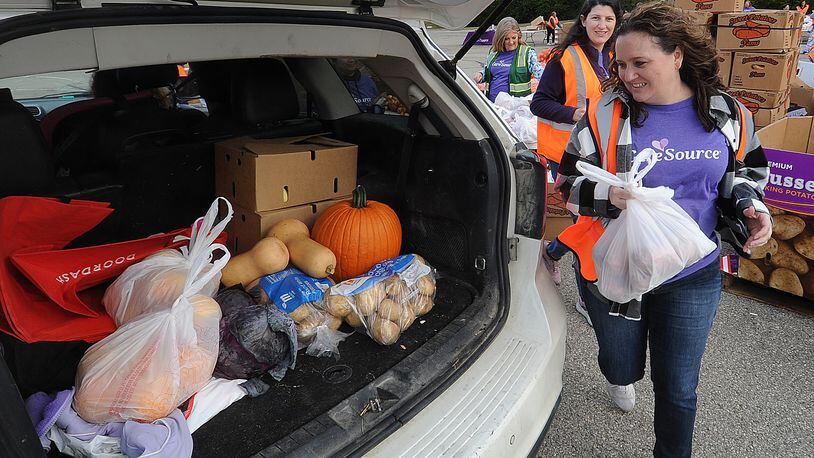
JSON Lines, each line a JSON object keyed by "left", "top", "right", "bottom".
{"left": 312, "top": 186, "right": 401, "bottom": 281}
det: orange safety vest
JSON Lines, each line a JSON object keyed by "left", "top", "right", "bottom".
{"left": 536, "top": 44, "right": 603, "bottom": 164}
{"left": 556, "top": 98, "right": 749, "bottom": 283}
{"left": 547, "top": 16, "right": 559, "bottom": 29}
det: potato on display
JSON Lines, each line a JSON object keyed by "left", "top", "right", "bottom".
{"left": 345, "top": 311, "right": 364, "bottom": 329}
{"left": 398, "top": 304, "right": 417, "bottom": 330}
{"left": 288, "top": 304, "right": 312, "bottom": 323}
{"left": 747, "top": 238, "right": 778, "bottom": 260}
{"left": 770, "top": 241, "right": 810, "bottom": 275}
{"left": 737, "top": 258, "right": 765, "bottom": 284}
{"left": 410, "top": 294, "right": 434, "bottom": 316}
{"left": 792, "top": 232, "right": 814, "bottom": 261}
{"left": 354, "top": 283, "right": 385, "bottom": 316}
{"left": 377, "top": 298, "right": 403, "bottom": 322}
{"left": 773, "top": 215, "right": 805, "bottom": 240}
{"left": 768, "top": 268, "right": 804, "bottom": 297}
{"left": 416, "top": 274, "right": 436, "bottom": 297}
{"left": 326, "top": 294, "right": 353, "bottom": 318}
{"left": 370, "top": 315, "right": 400, "bottom": 345}
{"left": 383, "top": 276, "right": 410, "bottom": 301}
{"left": 768, "top": 205, "right": 785, "bottom": 216}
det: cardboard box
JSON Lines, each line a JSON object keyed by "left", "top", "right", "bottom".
{"left": 544, "top": 184, "right": 572, "bottom": 240}
{"left": 728, "top": 51, "right": 797, "bottom": 92}
{"left": 790, "top": 75, "right": 814, "bottom": 115}
{"left": 215, "top": 135, "right": 357, "bottom": 212}
{"left": 686, "top": 11, "right": 716, "bottom": 27}
{"left": 717, "top": 51, "right": 733, "bottom": 86}
{"left": 530, "top": 16, "right": 545, "bottom": 30}
{"left": 728, "top": 87, "right": 790, "bottom": 128}
{"left": 735, "top": 117, "right": 814, "bottom": 298}
{"left": 716, "top": 11, "right": 803, "bottom": 51}
{"left": 226, "top": 198, "right": 349, "bottom": 254}
{"left": 671, "top": 0, "right": 743, "bottom": 12}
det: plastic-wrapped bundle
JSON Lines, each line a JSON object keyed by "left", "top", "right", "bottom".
{"left": 324, "top": 254, "right": 436, "bottom": 345}
{"left": 213, "top": 287, "right": 297, "bottom": 381}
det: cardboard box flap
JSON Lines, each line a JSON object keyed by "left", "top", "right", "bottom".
{"left": 242, "top": 137, "right": 355, "bottom": 156}
{"left": 757, "top": 117, "right": 814, "bottom": 153}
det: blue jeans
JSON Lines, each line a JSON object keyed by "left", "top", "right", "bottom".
{"left": 583, "top": 260, "right": 721, "bottom": 458}
{"left": 549, "top": 160, "right": 559, "bottom": 181}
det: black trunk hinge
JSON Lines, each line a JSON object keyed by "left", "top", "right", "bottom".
{"left": 439, "top": 0, "right": 515, "bottom": 79}
{"left": 352, "top": 0, "right": 384, "bottom": 16}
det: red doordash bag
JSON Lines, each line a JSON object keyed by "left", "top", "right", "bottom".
{"left": 0, "top": 196, "right": 116, "bottom": 342}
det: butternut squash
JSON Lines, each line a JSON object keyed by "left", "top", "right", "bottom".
{"left": 220, "top": 236, "right": 289, "bottom": 287}
{"left": 267, "top": 219, "right": 336, "bottom": 278}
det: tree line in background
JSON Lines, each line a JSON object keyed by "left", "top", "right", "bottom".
{"left": 469, "top": 0, "right": 803, "bottom": 27}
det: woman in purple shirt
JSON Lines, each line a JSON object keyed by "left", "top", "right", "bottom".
{"left": 558, "top": 4, "right": 773, "bottom": 456}
{"left": 473, "top": 17, "right": 543, "bottom": 102}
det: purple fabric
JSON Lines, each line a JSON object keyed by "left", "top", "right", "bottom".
{"left": 342, "top": 73, "right": 379, "bottom": 113}
{"left": 487, "top": 51, "right": 515, "bottom": 102}
{"left": 632, "top": 96, "right": 728, "bottom": 282}
{"left": 27, "top": 388, "right": 192, "bottom": 457}
{"left": 25, "top": 388, "right": 74, "bottom": 450}
{"left": 120, "top": 409, "right": 192, "bottom": 458}
{"left": 530, "top": 41, "right": 613, "bottom": 124}
{"left": 56, "top": 400, "right": 123, "bottom": 440}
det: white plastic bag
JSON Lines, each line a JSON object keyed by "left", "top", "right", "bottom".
{"left": 102, "top": 202, "right": 229, "bottom": 325}
{"left": 75, "top": 199, "right": 232, "bottom": 423}
{"left": 577, "top": 149, "right": 716, "bottom": 303}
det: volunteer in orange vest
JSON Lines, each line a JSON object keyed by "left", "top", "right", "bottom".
{"left": 531, "top": 0, "right": 619, "bottom": 323}
{"left": 797, "top": 1, "right": 809, "bottom": 16}
{"left": 545, "top": 11, "right": 560, "bottom": 44}
{"left": 554, "top": 4, "right": 771, "bottom": 455}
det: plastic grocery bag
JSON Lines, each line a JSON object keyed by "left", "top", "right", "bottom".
{"left": 74, "top": 199, "right": 232, "bottom": 423}
{"left": 102, "top": 202, "right": 231, "bottom": 326}
{"left": 576, "top": 149, "right": 716, "bottom": 303}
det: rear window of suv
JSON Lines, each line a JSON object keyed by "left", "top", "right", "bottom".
{"left": 0, "top": 69, "right": 93, "bottom": 100}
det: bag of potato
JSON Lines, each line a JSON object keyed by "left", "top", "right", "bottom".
{"left": 102, "top": 198, "right": 233, "bottom": 326}
{"left": 74, "top": 200, "right": 231, "bottom": 423}
{"left": 253, "top": 267, "right": 348, "bottom": 358}
{"left": 324, "top": 254, "right": 436, "bottom": 345}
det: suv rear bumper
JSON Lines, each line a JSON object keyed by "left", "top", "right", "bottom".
{"left": 366, "top": 236, "right": 566, "bottom": 456}
{"left": 366, "top": 321, "right": 565, "bottom": 456}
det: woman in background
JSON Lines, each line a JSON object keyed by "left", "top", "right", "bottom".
{"left": 473, "top": 17, "right": 543, "bottom": 102}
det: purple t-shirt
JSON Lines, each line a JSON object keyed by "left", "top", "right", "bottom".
{"left": 488, "top": 51, "right": 515, "bottom": 102}
{"left": 632, "top": 96, "right": 728, "bottom": 282}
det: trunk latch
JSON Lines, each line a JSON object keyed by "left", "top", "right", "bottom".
{"left": 352, "top": 0, "right": 384, "bottom": 16}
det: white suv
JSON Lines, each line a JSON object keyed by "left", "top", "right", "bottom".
{"left": 0, "top": 1, "right": 565, "bottom": 456}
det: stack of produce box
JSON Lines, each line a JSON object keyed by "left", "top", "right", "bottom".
{"left": 673, "top": 1, "right": 804, "bottom": 128}
{"left": 214, "top": 134, "right": 357, "bottom": 253}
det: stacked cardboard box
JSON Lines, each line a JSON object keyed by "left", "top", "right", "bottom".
{"left": 672, "top": 3, "right": 803, "bottom": 128}
{"left": 215, "top": 134, "right": 357, "bottom": 254}
{"left": 714, "top": 10, "right": 803, "bottom": 128}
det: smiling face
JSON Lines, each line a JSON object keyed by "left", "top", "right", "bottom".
{"left": 503, "top": 31, "right": 520, "bottom": 52}
{"left": 581, "top": 5, "right": 617, "bottom": 49}
{"left": 615, "top": 31, "right": 687, "bottom": 105}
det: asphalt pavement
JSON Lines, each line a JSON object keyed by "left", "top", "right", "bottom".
{"left": 426, "top": 27, "right": 814, "bottom": 458}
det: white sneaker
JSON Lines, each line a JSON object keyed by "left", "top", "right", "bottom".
{"left": 575, "top": 298, "right": 592, "bottom": 327}
{"left": 607, "top": 383, "right": 636, "bottom": 412}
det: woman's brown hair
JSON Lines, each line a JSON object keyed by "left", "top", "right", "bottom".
{"left": 605, "top": 1, "right": 725, "bottom": 131}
